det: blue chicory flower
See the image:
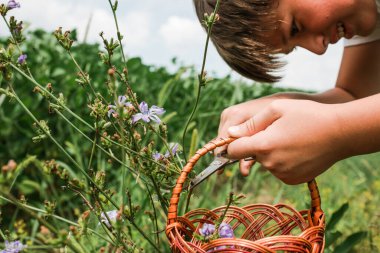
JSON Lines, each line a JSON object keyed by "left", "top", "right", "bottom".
{"left": 1, "top": 240, "right": 26, "bottom": 253}
{"left": 199, "top": 223, "right": 215, "bottom": 237}
{"left": 7, "top": 0, "right": 20, "bottom": 10}
{"left": 107, "top": 95, "right": 132, "bottom": 118}
{"left": 17, "top": 54, "right": 27, "bottom": 64}
{"left": 153, "top": 143, "right": 179, "bottom": 161}
{"left": 218, "top": 222, "right": 234, "bottom": 238}
{"left": 132, "top": 101, "right": 165, "bottom": 124}
{"left": 100, "top": 210, "right": 118, "bottom": 228}
{"left": 152, "top": 151, "right": 163, "bottom": 161}
{"left": 164, "top": 143, "right": 179, "bottom": 158}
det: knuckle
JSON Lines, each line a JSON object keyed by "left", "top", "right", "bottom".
{"left": 268, "top": 100, "right": 284, "bottom": 114}
{"left": 221, "top": 106, "right": 236, "bottom": 120}
{"left": 245, "top": 118, "right": 256, "bottom": 133}
{"left": 255, "top": 139, "right": 272, "bottom": 153}
{"left": 221, "top": 105, "right": 242, "bottom": 120}
{"left": 261, "top": 160, "right": 276, "bottom": 171}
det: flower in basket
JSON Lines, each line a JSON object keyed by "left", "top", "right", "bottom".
{"left": 218, "top": 222, "right": 234, "bottom": 238}
{"left": 199, "top": 222, "right": 234, "bottom": 239}
{"left": 200, "top": 223, "right": 215, "bottom": 238}
{"left": 199, "top": 222, "right": 235, "bottom": 251}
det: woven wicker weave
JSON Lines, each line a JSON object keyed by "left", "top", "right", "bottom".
{"left": 166, "top": 137, "right": 325, "bottom": 252}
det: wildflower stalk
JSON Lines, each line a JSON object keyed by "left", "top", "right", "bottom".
{"left": 8, "top": 89, "right": 123, "bottom": 211}
{"left": 0, "top": 191, "right": 82, "bottom": 253}
{"left": 94, "top": 195, "right": 129, "bottom": 249}
{"left": 146, "top": 186, "right": 160, "bottom": 246}
{"left": 10, "top": 63, "right": 93, "bottom": 129}
{"left": 181, "top": 0, "right": 221, "bottom": 161}
{"left": 52, "top": 107, "right": 165, "bottom": 176}
{"left": 116, "top": 117, "right": 127, "bottom": 243}
{"left": 107, "top": 0, "right": 127, "bottom": 66}
{"left": 87, "top": 123, "right": 98, "bottom": 172}
{"left": 148, "top": 174, "right": 168, "bottom": 215}
{"left": 0, "top": 229, "right": 6, "bottom": 240}
{"left": 1, "top": 16, "right": 34, "bottom": 79}
{"left": 215, "top": 192, "right": 234, "bottom": 231}
{"left": 148, "top": 124, "right": 181, "bottom": 173}
{"left": 130, "top": 219, "right": 163, "bottom": 253}
{"left": 68, "top": 51, "right": 97, "bottom": 97}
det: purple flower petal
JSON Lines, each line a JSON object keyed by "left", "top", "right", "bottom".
{"left": 132, "top": 113, "right": 143, "bottom": 124}
{"left": 141, "top": 114, "right": 150, "bottom": 123}
{"left": 117, "top": 95, "right": 127, "bottom": 106}
{"left": 108, "top": 109, "right": 118, "bottom": 118}
{"left": 148, "top": 114, "right": 161, "bottom": 124}
{"left": 218, "top": 222, "right": 234, "bottom": 238}
{"left": 149, "top": 105, "right": 165, "bottom": 115}
{"left": 200, "top": 223, "right": 215, "bottom": 237}
{"left": 7, "top": 0, "right": 20, "bottom": 9}
{"left": 165, "top": 143, "right": 179, "bottom": 158}
{"left": 17, "top": 54, "right": 27, "bottom": 64}
{"left": 152, "top": 152, "right": 162, "bottom": 161}
{"left": 139, "top": 101, "right": 149, "bottom": 114}
{"left": 171, "top": 143, "right": 179, "bottom": 155}
{"left": 100, "top": 210, "right": 118, "bottom": 228}
{"left": 3, "top": 240, "right": 26, "bottom": 253}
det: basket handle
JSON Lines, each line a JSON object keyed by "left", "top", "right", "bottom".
{"left": 167, "top": 137, "right": 323, "bottom": 226}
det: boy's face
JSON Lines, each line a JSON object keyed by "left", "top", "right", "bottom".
{"left": 269, "top": 0, "right": 378, "bottom": 54}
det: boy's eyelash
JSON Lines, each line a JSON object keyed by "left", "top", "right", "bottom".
{"left": 290, "top": 19, "right": 299, "bottom": 37}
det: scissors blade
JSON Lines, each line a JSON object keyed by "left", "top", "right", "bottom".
{"left": 190, "top": 156, "right": 233, "bottom": 190}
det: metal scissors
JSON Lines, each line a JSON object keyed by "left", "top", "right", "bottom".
{"left": 190, "top": 152, "right": 239, "bottom": 190}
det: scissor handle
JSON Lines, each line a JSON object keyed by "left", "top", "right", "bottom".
{"left": 166, "top": 137, "right": 323, "bottom": 226}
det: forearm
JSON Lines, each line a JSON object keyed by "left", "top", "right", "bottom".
{"left": 336, "top": 93, "right": 380, "bottom": 157}
{"left": 272, "top": 86, "right": 356, "bottom": 104}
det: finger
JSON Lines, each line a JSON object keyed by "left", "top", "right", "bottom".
{"left": 239, "top": 159, "right": 256, "bottom": 177}
{"left": 227, "top": 131, "right": 268, "bottom": 159}
{"left": 227, "top": 105, "right": 281, "bottom": 138}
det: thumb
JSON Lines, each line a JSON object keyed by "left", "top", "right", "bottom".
{"left": 228, "top": 105, "right": 281, "bottom": 138}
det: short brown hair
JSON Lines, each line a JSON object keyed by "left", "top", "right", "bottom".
{"left": 193, "top": 0, "right": 282, "bottom": 83}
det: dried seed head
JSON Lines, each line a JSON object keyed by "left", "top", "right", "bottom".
{"left": 108, "top": 68, "right": 115, "bottom": 76}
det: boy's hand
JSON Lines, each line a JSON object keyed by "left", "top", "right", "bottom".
{"left": 226, "top": 99, "right": 346, "bottom": 184}
{"left": 215, "top": 94, "right": 287, "bottom": 175}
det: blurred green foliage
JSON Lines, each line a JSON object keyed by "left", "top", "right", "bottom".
{"left": 0, "top": 29, "right": 379, "bottom": 252}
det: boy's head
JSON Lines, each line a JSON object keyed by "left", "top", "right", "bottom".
{"left": 194, "top": 0, "right": 378, "bottom": 83}
{"left": 193, "top": 0, "right": 281, "bottom": 83}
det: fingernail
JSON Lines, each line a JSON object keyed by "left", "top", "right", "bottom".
{"left": 228, "top": 126, "right": 239, "bottom": 135}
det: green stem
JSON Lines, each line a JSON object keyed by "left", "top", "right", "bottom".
{"left": 148, "top": 174, "right": 168, "bottom": 215}
{"left": 10, "top": 63, "right": 93, "bottom": 129}
{"left": 107, "top": 0, "right": 127, "bottom": 65}
{"left": 1, "top": 16, "right": 35, "bottom": 79}
{"left": 68, "top": 51, "right": 97, "bottom": 97}
{"left": 9, "top": 89, "right": 122, "bottom": 212}
{"left": 53, "top": 109, "right": 150, "bottom": 185}
{"left": 0, "top": 191, "right": 82, "bottom": 253}
{"left": 130, "top": 220, "right": 163, "bottom": 253}
{"left": 181, "top": 0, "right": 221, "bottom": 162}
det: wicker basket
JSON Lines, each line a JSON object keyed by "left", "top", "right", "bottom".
{"left": 166, "top": 137, "right": 325, "bottom": 252}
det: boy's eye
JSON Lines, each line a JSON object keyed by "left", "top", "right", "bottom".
{"left": 290, "top": 19, "right": 299, "bottom": 37}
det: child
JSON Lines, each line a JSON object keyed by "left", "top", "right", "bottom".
{"left": 193, "top": 0, "right": 380, "bottom": 184}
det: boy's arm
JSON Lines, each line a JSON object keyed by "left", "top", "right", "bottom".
{"left": 217, "top": 40, "right": 380, "bottom": 179}
{"left": 335, "top": 40, "right": 380, "bottom": 99}
{"left": 222, "top": 40, "right": 380, "bottom": 183}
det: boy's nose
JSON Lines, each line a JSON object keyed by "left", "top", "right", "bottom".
{"left": 297, "top": 32, "right": 328, "bottom": 55}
